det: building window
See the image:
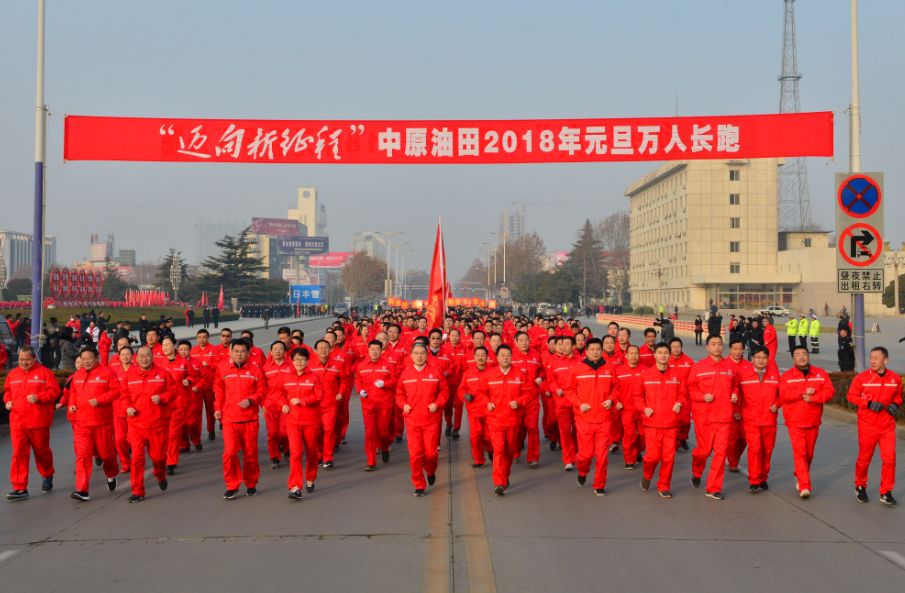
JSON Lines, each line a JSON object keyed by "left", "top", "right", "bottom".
{"left": 729, "top": 169, "right": 740, "bottom": 181}
{"left": 730, "top": 241, "right": 740, "bottom": 253}
{"left": 803, "top": 238, "right": 812, "bottom": 247}
{"left": 730, "top": 262, "right": 741, "bottom": 274}
{"left": 729, "top": 193, "right": 740, "bottom": 205}
{"left": 730, "top": 217, "right": 741, "bottom": 229}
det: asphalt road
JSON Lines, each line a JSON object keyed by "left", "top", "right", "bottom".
{"left": 1, "top": 316, "right": 903, "bottom": 593}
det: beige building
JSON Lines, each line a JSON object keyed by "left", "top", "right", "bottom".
{"left": 288, "top": 187, "right": 327, "bottom": 237}
{"left": 626, "top": 159, "right": 903, "bottom": 316}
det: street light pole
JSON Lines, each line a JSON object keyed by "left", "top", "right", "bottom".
{"left": 893, "top": 246, "right": 905, "bottom": 315}
{"left": 30, "top": 0, "right": 47, "bottom": 354}
{"left": 850, "top": 0, "right": 866, "bottom": 370}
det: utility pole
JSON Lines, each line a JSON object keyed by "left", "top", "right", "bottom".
{"left": 30, "top": 0, "right": 47, "bottom": 355}
{"left": 892, "top": 246, "right": 904, "bottom": 316}
{"left": 850, "top": 0, "right": 865, "bottom": 370}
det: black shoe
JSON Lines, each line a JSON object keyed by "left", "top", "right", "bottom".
{"left": 166, "top": 465, "right": 175, "bottom": 476}
{"left": 365, "top": 465, "right": 376, "bottom": 472}
{"left": 493, "top": 486, "right": 505, "bottom": 496}
{"left": 208, "top": 431, "right": 216, "bottom": 442}
{"left": 414, "top": 489, "right": 426, "bottom": 497}
{"left": 577, "top": 474, "right": 587, "bottom": 487}
{"left": 624, "top": 463, "right": 636, "bottom": 471}
{"left": 471, "top": 463, "right": 485, "bottom": 469}
{"left": 691, "top": 476, "right": 702, "bottom": 488}
{"left": 594, "top": 489, "right": 607, "bottom": 497}
{"left": 246, "top": 488, "right": 257, "bottom": 497}
{"left": 342, "top": 439, "right": 348, "bottom": 445}
{"left": 760, "top": 482, "right": 769, "bottom": 491}
{"left": 179, "top": 447, "right": 191, "bottom": 454}
{"left": 855, "top": 486, "right": 869, "bottom": 503}
{"left": 641, "top": 478, "right": 651, "bottom": 492}
{"left": 158, "top": 479, "right": 168, "bottom": 492}
{"left": 488, "top": 452, "right": 494, "bottom": 461}
{"left": 427, "top": 474, "right": 436, "bottom": 487}
{"left": 195, "top": 444, "right": 203, "bottom": 452}
{"left": 322, "top": 461, "right": 335, "bottom": 469}
{"left": 445, "top": 426, "right": 452, "bottom": 437}
{"left": 452, "top": 430, "right": 460, "bottom": 440}
{"left": 306, "top": 483, "right": 315, "bottom": 494}
{"left": 6, "top": 490, "right": 29, "bottom": 501}
{"left": 680, "top": 440, "right": 689, "bottom": 451}
{"left": 609, "top": 443, "right": 620, "bottom": 454}
{"left": 70, "top": 491, "right": 90, "bottom": 502}
{"left": 41, "top": 476, "right": 53, "bottom": 492}
{"left": 107, "top": 477, "right": 117, "bottom": 492}
{"left": 271, "top": 458, "right": 280, "bottom": 469}
{"left": 706, "top": 491, "right": 725, "bottom": 501}
{"left": 395, "top": 436, "right": 403, "bottom": 444}
{"left": 514, "top": 457, "right": 521, "bottom": 464}
{"left": 727, "top": 466, "right": 740, "bottom": 473}
{"left": 382, "top": 450, "right": 390, "bottom": 463}
{"left": 223, "top": 489, "right": 239, "bottom": 500}
{"left": 128, "top": 495, "right": 143, "bottom": 503}
{"left": 748, "top": 484, "right": 763, "bottom": 494}
{"left": 658, "top": 490, "right": 672, "bottom": 499}
{"left": 549, "top": 441, "right": 557, "bottom": 451}
{"left": 94, "top": 457, "right": 103, "bottom": 467}
{"left": 288, "top": 489, "right": 303, "bottom": 501}
{"left": 637, "top": 453, "right": 644, "bottom": 463}
{"left": 880, "top": 492, "right": 897, "bottom": 506}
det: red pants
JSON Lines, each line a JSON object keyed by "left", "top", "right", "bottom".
{"left": 575, "top": 419, "right": 611, "bottom": 490}
{"left": 201, "top": 389, "right": 216, "bottom": 434}
{"left": 609, "top": 408, "right": 624, "bottom": 445}
{"left": 404, "top": 421, "right": 440, "bottom": 490}
{"left": 855, "top": 423, "right": 896, "bottom": 493}
{"left": 321, "top": 406, "right": 338, "bottom": 463}
{"left": 786, "top": 425, "right": 820, "bottom": 492}
{"left": 621, "top": 410, "right": 645, "bottom": 464}
{"left": 727, "top": 419, "right": 747, "bottom": 469}
{"left": 287, "top": 423, "right": 321, "bottom": 488}
{"left": 184, "top": 397, "right": 203, "bottom": 447}
{"left": 555, "top": 404, "right": 577, "bottom": 466}
{"left": 489, "top": 425, "right": 520, "bottom": 488}
{"left": 222, "top": 421, "right": 260, "bottom": 490}
{"left": 73, "top": 424, "right": 118, "bottom": 493}
{"left": 166, "top": 406, "right": 188, "bottom": 466}
{"left": 113, "top": 416, "right": 130, "bottom": 468}
{"left": 265, "top": 408, "right": 289, "bottom": 461}
{"left": 335, "top": 392, "right": 352, "bottom": 444}
{"left": 541, "top": 394, "right": 558, "bottom": 443}
{"left": 393, "top": 406, "right": 405, "bottom": 439}
{"left": 691, "top": 422, "right": 730, "bottom": 493}
{"left": 128, "top": 424, "right": 167, "bottom": 497}
{"left": 516, "top": 401, "right": 540, "bottom": 463}
{"left": 362, "top": 407, "right": 395, "bottom": 466}
{"left": 467, "top": 414, "right": 493, "bottom": 465}
{"left": 677, "top": 407, "right": 691, "bottom": 442}
{"left": 9, "top": 426, "right": 54, "bottom": 491}
{"left": 443, "top": 391, "right": 464, "bottom": 432}
{"left": 743, "top": 423, "right": 777, "bottom": 485}
{"left": 643, "top": 426, "right": 679, "bottom": 491}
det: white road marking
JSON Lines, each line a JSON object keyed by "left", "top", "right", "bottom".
{"left": 879, "top": 550, "right": 905, "bottom": 571}
{"left": 0, "top": 549, "right": 21, "bottom": 564}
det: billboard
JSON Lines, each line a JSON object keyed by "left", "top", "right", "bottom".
{"left": 308, "top": 252, "right": 353, "bottom": 268}
{"left": 249, "top": 217, "right": 300, "bottom": 236}
{"left": 290, "top": 284, "right": 324, "bottom": 304}
{"left": 276, "top": 236, "right": 329, "bottom": 255}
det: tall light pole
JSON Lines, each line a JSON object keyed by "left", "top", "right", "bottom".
{"left": 380, "top": 231, "right": 403, "bottom": 298}
{"left": 30, "top": 0, "right": 47, "bottom": 354}
{"left": 170, "top": 255, "right": 182, "bottom": 303}
{"left": 892, "top": 245, "right": 905, "bottom": 315}
{"left": 850, "top": 0, "right": 865, "bottom": 369}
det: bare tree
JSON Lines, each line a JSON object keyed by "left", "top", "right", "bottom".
{"left": 597, "top": 211, "right": 631, "bottom": 305}
{"left": 341, "top": 251, "right": 388, "bottom": 303}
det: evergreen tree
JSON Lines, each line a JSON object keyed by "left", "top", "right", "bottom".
{"left": 565, "top": 219, "right": 606, "bottom": 306}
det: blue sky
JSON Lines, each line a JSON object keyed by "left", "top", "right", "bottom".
{"left": 1, "top": 0, "right": 903, "bottom": 278}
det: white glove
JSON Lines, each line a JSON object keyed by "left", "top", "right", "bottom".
{"left": 360, "top": 390, "right": 368, "bottom": 398}
{"left": 374, "top": 380, "right": 385, "bottom": 388}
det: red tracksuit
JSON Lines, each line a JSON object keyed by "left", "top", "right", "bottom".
{"left": 668, "top": 353, "right": 694, "bottom": 443}
{"left": 687, "top": 357, "right": 739, "bottom": 493}
{"left": 190, "top": 343, "right": 220, "bottom": 436}
{"left": 737, "top": 365, "right": 782, "bottom": 486}
{"left": 512, "top": 347, "right": 544, "bottom": 464}
{"left": 69, "top": 365, "right": 121, "bottom": 493}
{"left": 331, "top": 343, "right": 356, "bottom": 444}
{"left": 309, "top": 356, "right": 342, "bottom": 464}
{"left": 214, "top": 360, "right": 266, "bottom": 491}
{"left": 442, "top": 342, "right": 467, "bottom": 432}
{"left": 180, "top": 356, "right": 206, "bottom": 448}
{"left": 385, "top": 340, "right": 409, "bottom": 438}
{"left": 564, "top": 359, "right": 620, "bottom": 490}
{"left": 634, "top": 366, "right": 688, "bottom": 492}
{"left": 3, "top": 363, "right": 60, "bottom": 491}
{"left": 638, "top": 344, "right": 655, "bottom": 368}
{"left": 110, "top": 361, "right": 133, "bottom": 468}
{"left": 355, "top": 358, "right": 398, "bottom": 466}
{"left": 779, "top": 365, "right": 834, "bottom": 493}
{"left": 395, "top": 363, "right": 449, "bottom": 490}
{"left": 539, "top": 349, "right": 559, "bottom": 443}
{"left": 614, "top": 364, "right": 646, "bottom": 465}
{"left": 122, "top": 365, "right": 174, "bottom": 497}
{"left": 458, "top": 366, "right": 493, "bottom": 465}
{"left": 763, "top": 324, "right": 778, "bottom": 365}
{"left": 725, "top": 357, "right": 752, "bottom": 470}
{"left": 547, "top": 356, "right": 579, "bottom": 467}
{"left": 278, "top": 369, "right": 324, "bottom": 488}
{"left": 162, "top": 356, "right": 200, "bottom": 467}
{"left": 262, "top": 358, "right": 293, "bottom": 462}
{"left": 485, "top": 367, "right": 533, "bottom": 489}
{"left": 846, "top": 369, "right": 902, "bottom": 494}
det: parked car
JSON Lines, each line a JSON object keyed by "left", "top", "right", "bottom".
{"left": 332, "top": 303, "right": 350, "bottom": 317}
{"left": 753, "top": 305, "right": 792, "bottom": 317}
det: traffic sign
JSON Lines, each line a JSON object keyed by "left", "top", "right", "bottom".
{"left": 837, "top": 269, "right": 885, "bottom": 294}
{"left": 837, "top": 222, "right": 883, "bottom": 267}
{"left": 835, "top": 172, "right": 884, "bottom": 275}
{"left": 837, "top": 174, "right": 881, "bottom": 218}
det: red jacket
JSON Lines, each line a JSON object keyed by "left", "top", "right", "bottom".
{"left": 546, "top": 355, "right": 579, "bottom": 409}
{"left": 162, "top": 356, "right": 200, "bottom": 409}
{"left": 485, "top": 366, "right": 533, "bottom": 428}
{"left": 601, "top": 350, "right": 624, "bottom": 367}
{"left": 69, "top": 365, "right": 120, "bottom": 427}
{"left": 846, "top": 368, "right": 903, "bottom": 430}
{"left": 687, "top": 357, "right": 739, "bottom": 425}
{"left": 512, "top": 347, "right": 545, "bottom": 397}
{"left": 278, "top": 369, "right": 324, "bottom": 426}
{"left": 262, "top": 358, "right": 294, "bottom": 413}
{"left": 634, "top": 365, "right": 688, "bottom": 429}
{"left": 737, "top": 365, "right": 783, "bottom": 427}
{"left": 564, "top": 359, "right": 620, "bottom": 424}
{"left": 667, "top": 353, "right": 694, "bottom": 382}
{"left": 2, "top": 363, "right": 60, "bottom": 429}
{"left": 248, "top": 346, "right": 266, "bottom": 368}
{"left": 614, "top": 364, "right": 645, "bottom": 414}
{"left": 97, "top": 332, "right": 112, "bottom": 367}
{"left": 458, "top": 366, "right": 491, "bottom": 418}
{"left": 441, "top": 342, "right": 467, "bottom": 387}
{"left": 355, "top": 357, "right": 397, "bottom": 410}
{"left": 395, "top": 362, "right": 449, "bottom": 426}
{"left": 110, "top": 361, "right": 133, "bottom": 418}
{"left": 190, "top": 343, "right": 221, "bottom": 390}
{"left": 213, "top": 360, "right": 266, "bottom": 423}
{"left": 779, "top": 365, "right": 834, "bottom": 428}
{"left": 308, "top": 356, "right": 342, "bottom": 408}
{"left": 121, "top": 364, "right": 175, "bottom": 428}
{"left": 638, "top": 344, "right": 655, "bottom": 368}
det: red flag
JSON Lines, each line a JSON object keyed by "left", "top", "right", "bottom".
{"left": 425, "top": 219, "right": 448, "bottom": 330}
{"left": 218, "top": 285, "right": 225, "bottom": 310}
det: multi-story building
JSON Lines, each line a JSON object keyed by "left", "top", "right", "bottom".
{"left": 0, "top": 230, "right": 57, "bottom": 281}
{"left": 289, "top": 187, "right": 327, "bottom": 237}
{"left": 351, "top": 231, "right": 389, "bottom": 262}
{"left": 499, "top": 205, "right": 526, "bottom": 242}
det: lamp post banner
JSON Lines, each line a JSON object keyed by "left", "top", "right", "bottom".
{"left": 64, "top": 112, "right": 833, "bottom": 164}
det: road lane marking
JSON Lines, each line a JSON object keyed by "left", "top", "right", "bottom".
{"left": 457, "top": 433, "right": 498, "bottom": 593}
{"left": 423, "top": 443, "right": 451, "bottom": 593}
{"left": 879, "top": 551, "right": 905, "bottom": 571}
{"left": 0, "top": 549, "right": 21, "bottom": 565}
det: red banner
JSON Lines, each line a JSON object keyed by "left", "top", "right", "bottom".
{"left": 64, "top": 112, "right": 833, "bottom": 164}
{"left": 309, "top": 252, "right": 353, "bottom": 268}
{"left": 249, "top": 217, "right": 301, "bottom": 236}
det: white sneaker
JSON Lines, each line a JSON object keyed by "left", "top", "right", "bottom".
{"left": 799, "top": 488, "right": 811, "bottom": 499}
{"left": 564, "top": 463, "right": 574, "bottom": 472}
